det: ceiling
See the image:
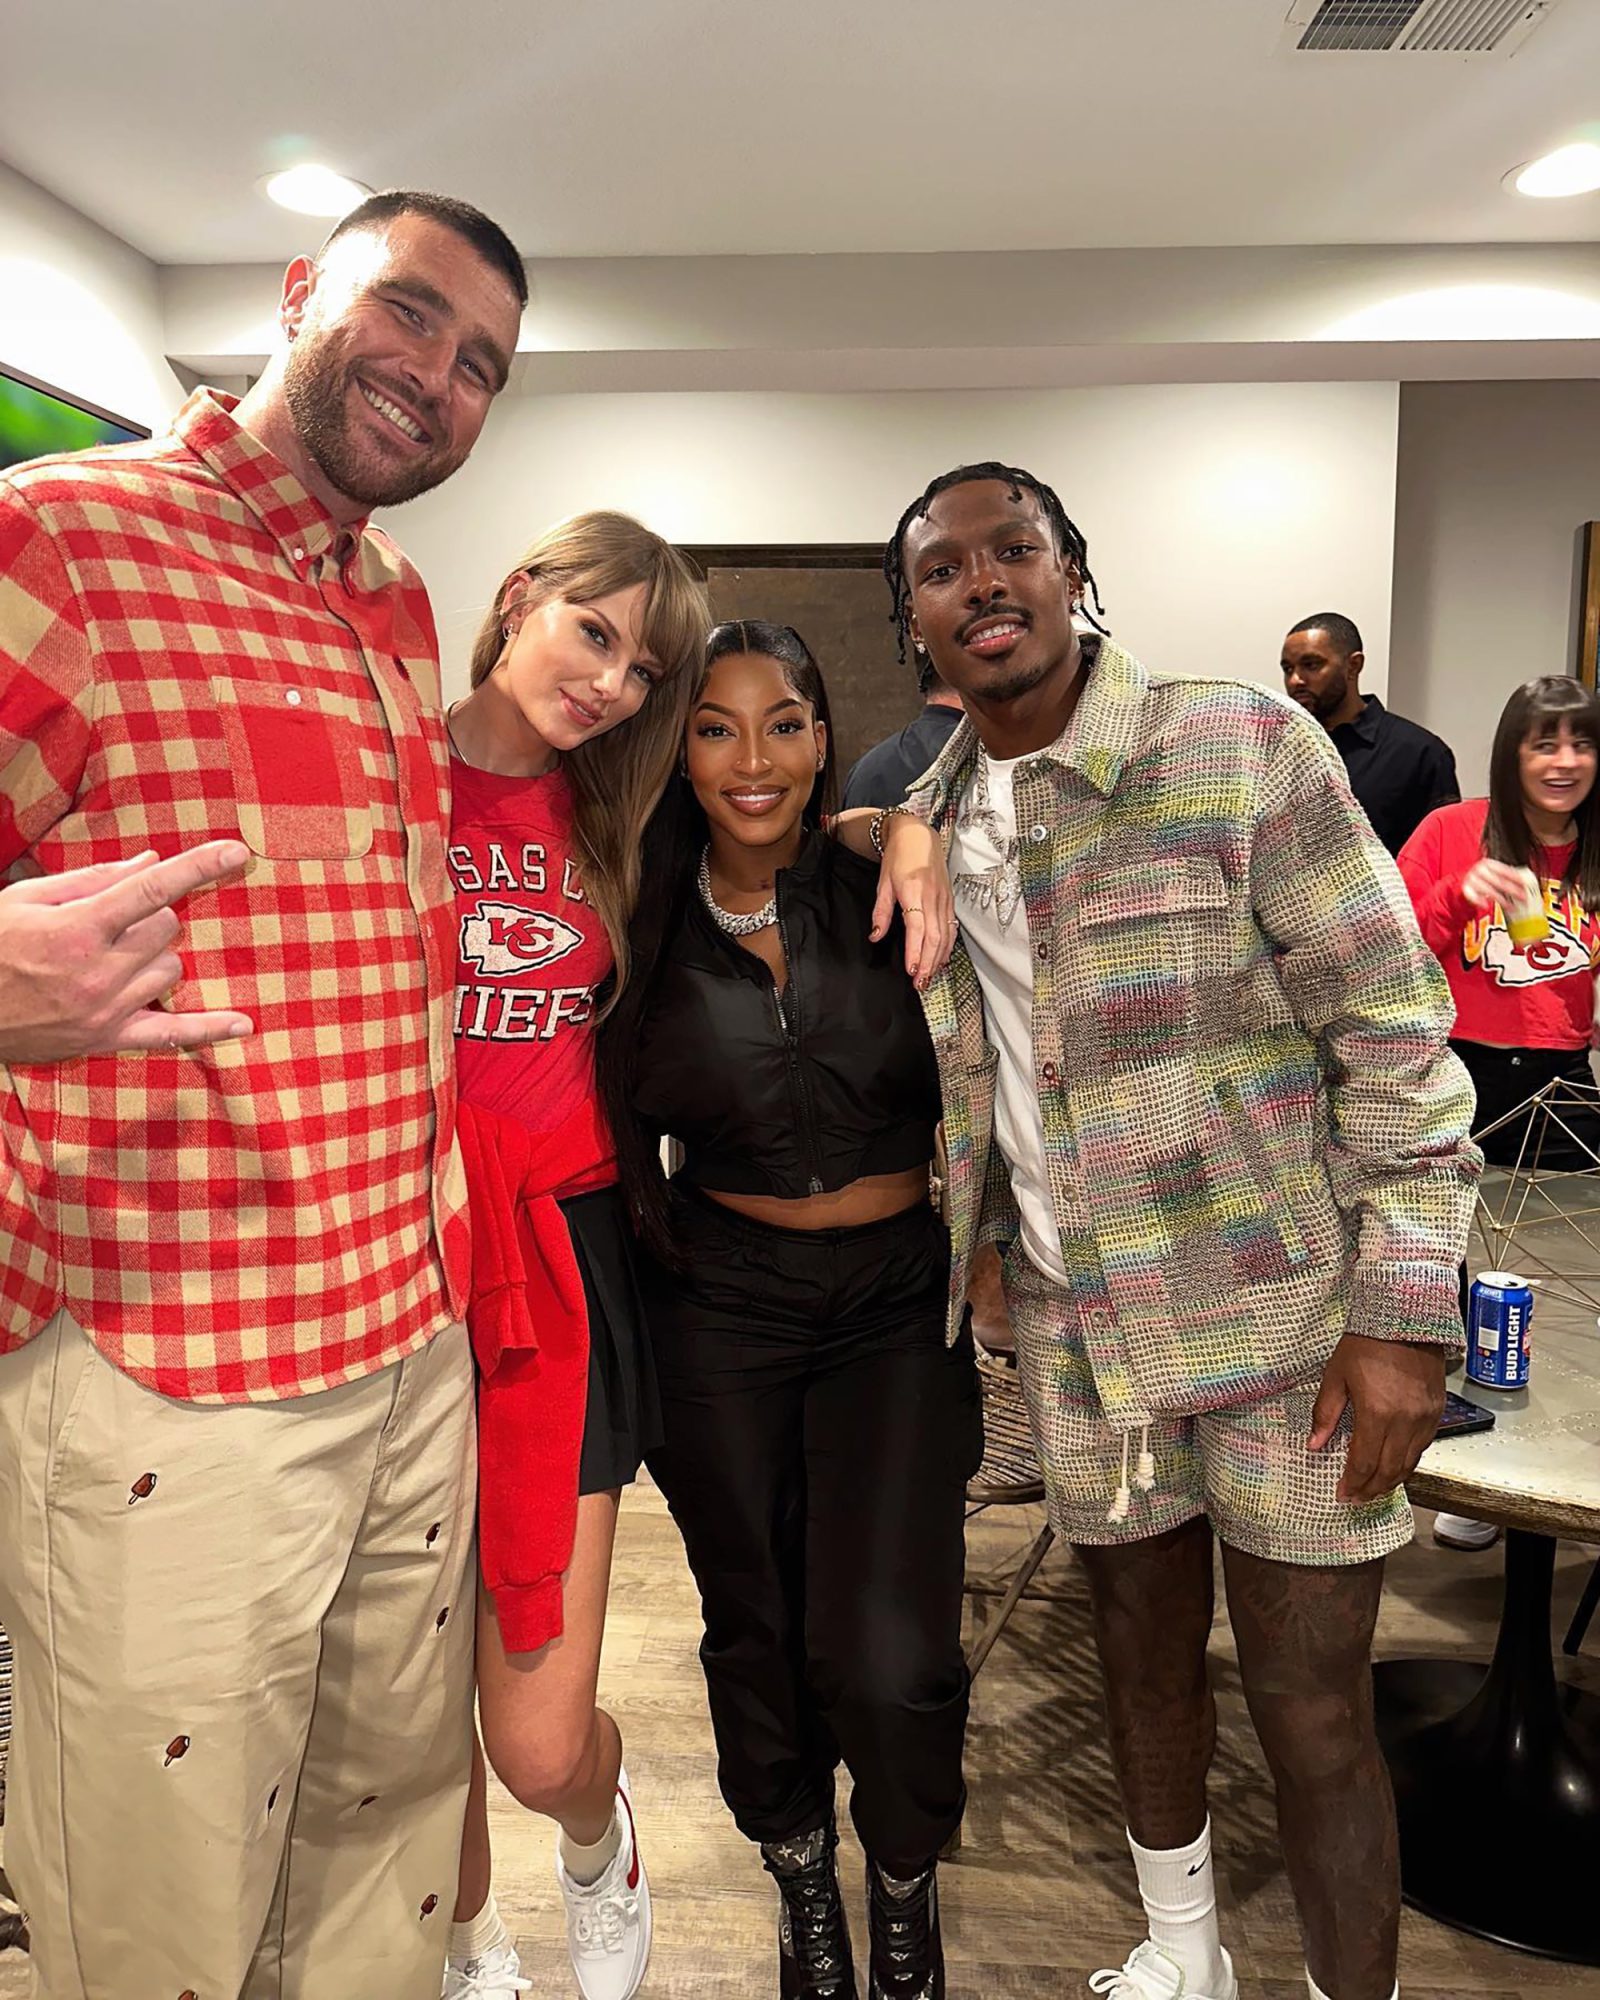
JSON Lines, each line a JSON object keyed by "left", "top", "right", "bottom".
{"left": 4, "top": 0, "right": 1600, "bottom": 263}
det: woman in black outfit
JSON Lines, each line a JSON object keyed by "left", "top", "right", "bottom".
{"left": 600, "top": 621, "right": 978, "bottom": 2000}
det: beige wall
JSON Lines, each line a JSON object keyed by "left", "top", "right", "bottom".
{"left": 1390, "top": 380, "right": 1600, "bottom": 792}
{"left": 14, "top": 151, "right": 1584, "bottom": 793}
{"left": 379, "top": 380, "right": 1400, "bottom": 707}
{"left": 0, "top": 162, "right": 179, "bottom": 430}
{"left": 165, "top": 242, "right": 1600, "bottom": 391}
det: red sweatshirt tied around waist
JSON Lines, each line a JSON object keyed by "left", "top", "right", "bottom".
{"left": 458, "top": 1093, "right": 615, "bottom": 1655}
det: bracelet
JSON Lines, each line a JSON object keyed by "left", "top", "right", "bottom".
{"left": 868, "top": 804, "right": 911, "bottom": 855}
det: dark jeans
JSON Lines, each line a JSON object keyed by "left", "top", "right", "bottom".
{"left": 1451, "top": 1039, "right": 1600, "bottom": 1168}
{"left": 643, "top": 1186, "right": 979, "bottom": 1876}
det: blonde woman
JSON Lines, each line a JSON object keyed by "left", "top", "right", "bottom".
{"left": 443, "top": 512, "right": 707, "bottom": 2000}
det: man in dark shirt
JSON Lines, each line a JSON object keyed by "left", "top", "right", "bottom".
{"left": 1281, "top": 612, "right": 1458, "bottom": 855}
{"left": 843, "top": 654, "right": 965, "bottom": 808}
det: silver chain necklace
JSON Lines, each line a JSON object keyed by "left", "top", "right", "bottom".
{"left": 698, "top": 847, "right": 777, "bottom": 936}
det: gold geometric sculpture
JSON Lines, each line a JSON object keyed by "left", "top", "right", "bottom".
{"left": 1469, "top": 1076, "right": 1600, "bottom": 1315}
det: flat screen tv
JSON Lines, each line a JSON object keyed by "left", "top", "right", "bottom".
{"left": 0, "top": 362, "right": 149, "bottom": 471}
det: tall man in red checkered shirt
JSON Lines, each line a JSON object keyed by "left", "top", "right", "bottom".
{"left": 0, "top": 189, "right": 527, "bottom": 2000}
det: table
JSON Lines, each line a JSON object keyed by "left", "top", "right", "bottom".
{"left": 1375, "top": 1295, "right": 1600, "bottom": 1963}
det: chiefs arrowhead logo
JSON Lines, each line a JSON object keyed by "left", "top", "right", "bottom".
{"left": 460, "top": 900, "right": 584, "bottom": 976}
{"left": 1481, "top": 914, "right": 1590, "bottom": 989}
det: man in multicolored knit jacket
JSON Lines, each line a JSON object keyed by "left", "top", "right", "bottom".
{"left": 890, "top": 463, "right": 1480, "bottom": 2000}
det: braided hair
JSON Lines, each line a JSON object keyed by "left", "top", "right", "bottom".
{"left": 882, "top": 461, "right": 1107, "bottom": 663}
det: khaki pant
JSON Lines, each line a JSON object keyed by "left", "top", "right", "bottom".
{"left": 0, "top": 1311, "right": 477, "bottom": 2000}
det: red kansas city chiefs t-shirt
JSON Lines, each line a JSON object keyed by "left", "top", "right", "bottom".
{"left": 448, "top": 755, "right": 613, "bottom": 1134}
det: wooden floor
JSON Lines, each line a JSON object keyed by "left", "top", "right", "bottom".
{"left": 478, "top": 1483, "right": 1600, "bottom": 1999}
{"left": 2, "top": 1482, "right": 1597, "bottom": 1997}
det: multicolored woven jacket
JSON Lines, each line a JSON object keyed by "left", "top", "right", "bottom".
{"left": 911, "top": 638, "right": 1481, "bottom": 1425}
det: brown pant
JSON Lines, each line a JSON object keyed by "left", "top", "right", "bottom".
{"left": 0, "top": 1311, "right": 477, "bottom": 2000}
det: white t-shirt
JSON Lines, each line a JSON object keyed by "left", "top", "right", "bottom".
{"left": 948, "top": 749, "right": 1071, "bottom": 1287}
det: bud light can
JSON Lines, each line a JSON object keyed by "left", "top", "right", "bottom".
{"left": 1466, "top": 1272, "right": 1534, "bottom": 1391}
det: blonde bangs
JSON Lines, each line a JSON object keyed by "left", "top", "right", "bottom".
{"left": 638, "top": 555, "right": 711, "bottom": 689}
{"left": 465, "top": 510, "right": 709, "bottom": 1008}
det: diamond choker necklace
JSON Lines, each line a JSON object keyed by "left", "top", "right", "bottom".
{"left": 698, "top": 847, "right": 777, "bottom": 936}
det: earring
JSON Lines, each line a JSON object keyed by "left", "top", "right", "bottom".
{"left": 914, "top": 640, "right": 927, "bottom": 656}
{"left": 501, "top": 622, "right": 514, "bottom": 642}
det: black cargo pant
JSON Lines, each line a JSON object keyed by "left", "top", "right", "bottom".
{"left": 1452, "top": 1039, "right": 1600, "bottom": 1168}
{"left": 643, "top": 1185, "right": 980, "bottom": 1876}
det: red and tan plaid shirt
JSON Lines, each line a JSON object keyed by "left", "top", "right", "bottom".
{"left": 0, "top": 389, "right": 469, "bottom": 1401}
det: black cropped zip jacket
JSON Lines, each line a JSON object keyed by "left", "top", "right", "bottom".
{"left": 632, "top": 834, "right": 942, "bottom": 1199}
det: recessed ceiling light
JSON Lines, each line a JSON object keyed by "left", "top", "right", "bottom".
{"left": 1506, "top": 142, "right": 1600, "bottom": 199}
{"left": 261, "top": 165, "right": 373, "bottom": 217}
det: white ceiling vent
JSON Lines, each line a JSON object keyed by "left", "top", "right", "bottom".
{"left": 1284, "top": 0, "right": 1561, "bottom": 54}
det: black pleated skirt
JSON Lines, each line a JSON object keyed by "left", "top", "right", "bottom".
{"left": 558, "top": 1184, "right": 663, "bottom": 1495}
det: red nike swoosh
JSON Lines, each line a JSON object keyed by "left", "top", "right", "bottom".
{"left": 620, "top": 1784, "right": 640, "bottom": 1891}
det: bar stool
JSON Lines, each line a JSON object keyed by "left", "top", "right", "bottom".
{"left": 964, "top": 1343, "right": 1057, "bottom": 1678}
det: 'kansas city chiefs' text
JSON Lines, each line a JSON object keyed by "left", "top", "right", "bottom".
{"left": 449, "top": 839, "right": 598, "bottom": 1042}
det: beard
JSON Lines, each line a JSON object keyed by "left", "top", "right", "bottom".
{"left": 1304, "top": 671, "right": 1350, "bottom": 722}
{"left": 956, "top": 632, "right": 1075, "bottom": 709}
{"left": 281, "top": 336, "right": 466, "bottom": 509}
{"left": 980, "top": 654, "right": 1058, "bottom": 706}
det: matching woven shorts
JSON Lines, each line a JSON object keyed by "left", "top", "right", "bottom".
{"left": 1000, "top": 1252, "right": 1413, "bottom": 1567}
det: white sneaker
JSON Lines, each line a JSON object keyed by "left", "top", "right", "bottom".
{"left": 442, "top": 1941, "right": 533, "bottom": 1997}
{"left": 1089, "top": 1938, "right": 1239, "bottom": 2000}
{"left": 557, "top": 1766, "right": 652, "bottom": 2000}
{"left": 1433, "top": 1512, "right": 1501, "bottom": 1551}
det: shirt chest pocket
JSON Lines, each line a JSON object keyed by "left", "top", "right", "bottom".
{"left": 210, "top": 675, "right": 375, "bottom": 861}
{"left": 1070, "top": 858, "right": 1230, "bottom": 988}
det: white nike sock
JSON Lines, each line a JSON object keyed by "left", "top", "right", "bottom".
{"left": 1306, "top": 1977, "right": 1398, "bottom": 2000}
{"left": 560, "top": 1804, "right": 623, "bottom": 1886}
{"left": 1127, "top": 1818, "right": 1230, "bottom": 1991}
{"left": 448, "top": 1889, "right": 510, "bottom": 1965}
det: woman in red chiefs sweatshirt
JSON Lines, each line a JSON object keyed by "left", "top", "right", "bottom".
{"left": 442, "top": 512, "right": 708, "bottom": 2000}
{"left": 1397, "top": 674, "right": 1600, "bottom": 1170}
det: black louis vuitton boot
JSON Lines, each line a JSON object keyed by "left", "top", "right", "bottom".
{"left": 759, "top": 1822, "right": 858, "bottom": 1998}
{"left": 865, "top": 1857, "right": 943, "bottom": 2000}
